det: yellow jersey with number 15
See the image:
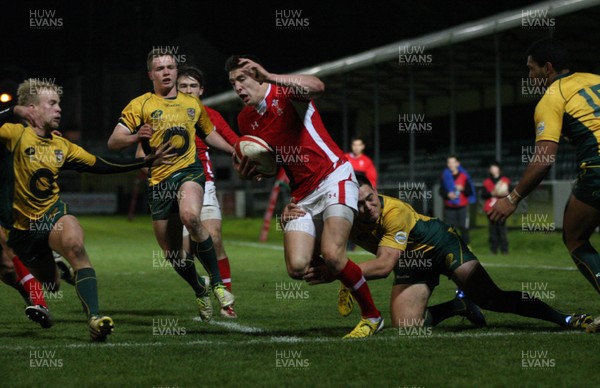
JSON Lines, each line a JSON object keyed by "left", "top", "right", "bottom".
{"left": 534, "top": 72, "right": 600, "bottom": 165}
{"left": 119, "top": 91, "right": 214, "bottom": 185}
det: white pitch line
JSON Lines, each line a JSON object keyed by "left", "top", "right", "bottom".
{"left": 0, "top": 329, "right": 585, "bottom": 351}
{"left": 228, "top": 240, "right": 577, "bottom": 271}
{"left": 480, "top": 262, "right": 576, "bottom": 271}
{"left": 192, "top": 318, "right": 265, "bottom": 333}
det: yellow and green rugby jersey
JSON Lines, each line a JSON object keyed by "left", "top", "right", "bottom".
{"left": 119, "top": 91, "right": 214, "bottom": 185}
{"left": 350, "top": 195, "right": 435, "bottom": 256}
{"left": 0, "top": 124, "right": 98, "bottom": 230}
{"left": 535, "top": 72, "right": 600, "bottom": 165}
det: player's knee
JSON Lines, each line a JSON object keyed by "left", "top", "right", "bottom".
{"left": 320, "top": 246, "right": 345, "bottom": 264}
{"left": 286, "top": 261, "right": 309, "bottom": 280}
{"left": 180, "top": 211, "right": 201, "bottom": 232}
{"left": 61, "top": 240, "right": 87, "bottom": 265}
{"left": 68, "top": 241, "right": 86, "bottom": 258}
{"left": 562, "top": 231, "right": 585, "bottom": 252}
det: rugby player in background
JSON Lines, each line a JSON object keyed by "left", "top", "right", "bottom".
{"left": 299, "top": 175, "right": 594, "bottom": 331}
{"left": 489, "top": 38, "right": 600, "bottom": 332}
{"left": 0, "top": 79, "right": 174, "bottom": 341}
{"left": 228, "top": 55, "right": 383, "bottom": 338}
{"left": 345, "top": 137, "right": 377, "bottom": 188}
{"left": 108, "top": 49, "right": 235, "bottom": 322}
{"left": 177, "top": 65, "right": 239, "bottom": 318}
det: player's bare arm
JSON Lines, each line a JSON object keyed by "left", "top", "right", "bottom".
{"left": 107, "top": 123, "right": 153, "bottom": 150}
{"left": 12, "top": 105, "right": 45, "bottom": 129}
{"left": 489, "top": 140, "right": 558, "bottom": 222}
{"left": 303, "top": 245, "right": 398, "bottom": 285}
{"left": 205, "top": 130, "right": 235, "bottom": 155}
{"left": 358, "top": 246, "right": 400, "bottom": 280}
{"left": 238, "top": 57, "right": 325, "bottom": 99}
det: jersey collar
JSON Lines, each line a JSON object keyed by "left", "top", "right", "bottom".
{"left": 554, "top": 71, "right": 573, "bottom": 81}
{"left": 254, "top": 84, "right": 271, "bottom": 115}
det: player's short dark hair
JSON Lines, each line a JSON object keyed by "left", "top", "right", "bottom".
{"left": 178, "top": 65, "right": 204, "bottom": 87}
{"left": 489, "top": 160, "right": 502, "bottom": 169}
{"left": 146, "top": 48, "right": 178, "bottom": 72}
{"left": 351, "top": 137, "right": 365, "bottom": 144}
{"left": 224, "top": 54, "right": 263, "bottom": 72}
{"left": 526, "top": 38, "right": 570, "bottom": 72}
{"left": 355, "top": 173, "right": 372, "bottom": 189}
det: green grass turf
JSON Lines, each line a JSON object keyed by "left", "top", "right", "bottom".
{"left": 1, "top": 215, "right": 599, "bottom": 387}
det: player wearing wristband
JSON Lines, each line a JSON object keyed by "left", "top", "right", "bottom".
{"left": 0, "top": 79, "right": 174, "bottom": 341}
{"left": 302, "top": 175, "right": 594, "bottom": 331}
{"left": 227, "top": 55, "right": 383, "bottom": 338}
{"left": 177, "top": 65, "right": 239, "bottom": 318}
{"left": 488, "top": 38, "right": 600, "bottom": 332}
{"left": 108, "top": 50, "right": 236, "bottom": 322}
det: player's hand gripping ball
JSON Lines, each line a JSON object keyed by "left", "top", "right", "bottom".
{"left": 234, "top": 135, "right": 277, "bottom": 177}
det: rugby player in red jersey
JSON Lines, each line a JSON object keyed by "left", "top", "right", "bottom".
{"left": 177, "top": 65, "right": 239, "bottom": 318}
{"left": 227, "top": 55, "right": 383, "bottom": 338}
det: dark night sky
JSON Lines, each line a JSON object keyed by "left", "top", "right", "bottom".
{"left": 2, "top": 0, "right": 542, "bottom": 96}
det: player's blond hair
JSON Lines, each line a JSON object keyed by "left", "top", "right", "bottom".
{"left": 147, "top": 48, "right": 177, "bottom": 72}
{"left": 17, "top": 78, "right": 62, "bottom": 105}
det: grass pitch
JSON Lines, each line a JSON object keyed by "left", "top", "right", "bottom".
{"left": 1, "top": 215, "right": 599, "bottom": 387}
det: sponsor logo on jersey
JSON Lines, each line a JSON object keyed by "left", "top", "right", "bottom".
{"left": 536, "top": 121, "right": 545, "bottom": 135}
{"left": 394, "top": 231, "right": 407, "bottom": 245}
{"left": 25, "top": 147, "right": 36, "bottom": 156}
{"left": 150, "top": 109, "right": 163, "bottom": 120}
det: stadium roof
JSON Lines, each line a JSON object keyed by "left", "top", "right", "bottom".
{"left": 204, "top": 0, "right": 600, "bottom": 177}
{"left": 205, "top": 0, "right": 600, "bottom": 111}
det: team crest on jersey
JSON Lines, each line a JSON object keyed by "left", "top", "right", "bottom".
{"left": 150, "top": 110, "right": 163, "bottom": 120}
{"left": 251, "top": 121, "right": 259, "bottom": 130}
{"left": 536, "top": 121, "right": 545, "bottom": 135}
{"left": 394, "top": 231, "right": 407, "bottom": 245}
{"left": 271, "top": 99, "right": 284, "bottom": 116}
{"left": 54, "top": 149, "right": 64, "bottom": 164}
{"left": 25, "top": 147, "right": 35, "bottom": 156}
{"left": 187, "top": 108, "right": 195, "bottom": 120}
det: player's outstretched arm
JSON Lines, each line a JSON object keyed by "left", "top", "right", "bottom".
{"left": 0, "top": 105, "right": 44, "bottom": 129}
{"left": 357, "top": 246, "right": 399, "bottom": 280}
{"left": 205, "top": 130, "right": 235, "bottom": 155}
{"left": 238, "top": 57, "right": 325, "bottom": 99}
{"left": 107, "top": 123, "right": 153, "bottom": 151}
{"left": 69, "top": 142, "right": 175, "bottom": 174}
{"left": 304, "top": 246, "right": 399, "bottom": 285}
{"left": 488, "top": 140, "right": 558, "bottom": 222}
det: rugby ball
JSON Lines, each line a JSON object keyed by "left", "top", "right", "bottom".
{"left": 234, "top": 135, "right": 277, "bottom": 177}
{"left": 495, "top": 181, "right": 509, "bottom": 197}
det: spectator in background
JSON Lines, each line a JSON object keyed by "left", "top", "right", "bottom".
{"left": 482, "top": 162, "right": 510, "bottom": 254}
{"left": 439, "top": 155, "right": 476, "bottom": 244}
{"left": 346, "top": 137, "right": 377, "bottom": 188}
